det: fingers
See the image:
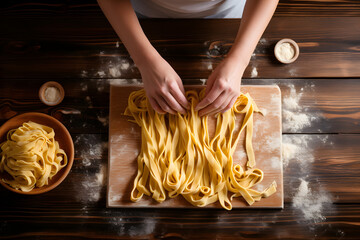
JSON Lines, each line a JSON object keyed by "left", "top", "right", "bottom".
{"left": 148, "top": 97, "right": 166, "bottom": 114}
{"left": 149, "top": 83, "right": 188, "bottom": 115}
{"left": 195, "top": 83, "right": 223, "bottom": 111}
{"left": 198, "top": 92, "right": 228, "bottom": 117}
{"left": 162, "top": 93, "right": 187, "bottom": 115}
{"left": 155, "top": 96, "right": 177, "bottom": 115}
{"left": 169, "top": 81, "right": 190, "bottom": 110}
{"left": 221, "top": 96, "right": 237, "bottom": 114}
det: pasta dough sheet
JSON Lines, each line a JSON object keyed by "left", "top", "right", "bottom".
{"left": 107, "top": 85, "right": 283, "bottom": 209}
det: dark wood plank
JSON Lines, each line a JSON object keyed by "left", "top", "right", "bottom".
{"left": 1, "top": 0, "right": 360, "bottom": 17}
{"left": 1, "top": 17, "right": 360, "bottom": 79}
{"left": 0, "top": 203, "right": 358, "bottom": 239}
{"left": 1, "top": 78, "right": 359, "bottom": 134}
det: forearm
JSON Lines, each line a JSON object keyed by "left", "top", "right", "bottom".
{"left": 97, "top": 0, "right": 158, "bottom": 66}
{"left": 227, "top": 0, "right": 279, "bottom": 68}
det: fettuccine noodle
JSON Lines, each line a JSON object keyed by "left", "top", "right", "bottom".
{"left": 0, "top": 121, "right": 67, "bottom": 192}
{"left": 125, "top": 89, "right": 276, "bottom": 210}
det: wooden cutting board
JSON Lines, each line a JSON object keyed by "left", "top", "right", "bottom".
{"left": 107, "top": 84, "right": 283, "bottom": 209}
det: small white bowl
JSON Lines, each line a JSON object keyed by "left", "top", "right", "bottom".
{"left": 39, "top": 81, "right": 65, "bottom": 106}
{"left": 274, "top": 38, "right": 300, "bottom": 64}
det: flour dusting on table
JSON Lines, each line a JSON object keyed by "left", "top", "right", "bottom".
{"left": 74, "top": 135, "right": 108, "bottom": 203}
{"left": 282, "top": 135, "right": 333, "bottom": 224}
{"left": 251, "top": 67, "right": 258, "bottom": 78}
{"left": 109, "top": 217, "right": 157, "bottom": 237}
{"left": 282, "top": 84, "right": 320, "bottom": 132}
{"left": 293, "top": 179, "right": 332, "bottom": 223}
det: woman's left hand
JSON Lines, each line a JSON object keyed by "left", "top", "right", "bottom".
{"left": 195, "top": 56, "right": 247, "bottom": 117}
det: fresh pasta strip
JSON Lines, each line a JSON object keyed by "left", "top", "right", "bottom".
{"left": 0, "top": 121, "right": 67, "bottom": 192}
{"left": 124, "top": 89, "right": 276, "bottom": 210}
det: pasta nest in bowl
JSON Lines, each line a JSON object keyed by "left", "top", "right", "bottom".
{"left": 0, "top": 113, "right": 74, "bottom": 194}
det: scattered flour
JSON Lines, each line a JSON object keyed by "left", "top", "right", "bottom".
{"left": 74, "top": 135, "right": 108, "bottom": 203}
{"left": 283, "top": 85, "right": 302, "bottom": 110}
{"left": 282, "top": 135, "right": 315, "bottom": 168}
{"left": 289, "top": 68, "right": 297, "bottom": 77}
{"left": 234, "top": 149, "right": 246, "bottom": 161}
{"left": 85, "top": 96, "right": 93, "bottom": 108}
{"left": 259, "top": 38, "right": 267, "bottom": 45}
{"left": 81, "top": 70, "right": 88, "bottom": 78}
{"left": 269, "top": 156, "right": 281, "bottom": 169}
{"left": 80, "top": 82, "right": 88, "bottom": 91}
{"left": 251, "top": 67, "right": 258, "bottom": 78}
{"left": 293, "top": 179, "right": 332, "bottom": 223}
{"left": 80, "top": 53, "right": 133, "bottom": 79}
{"left": 110, "top": 79, "right": 128, "bottom": 86}
{"left": 130, "top": 78, "right": 142, "bottom": 84}
{"left": 282, "top": 135, "right": 333, "bottom": 225}
{"left": 111, "top": 135, "right": 124, "bottom": 143}
{"left": 109, "top": 79, "right": 142, "bottom": 86}
{"left": 120, "top": 62, "right": 130, "bottom": 70}
{"left": 74, "top": 135, "right": 107, "bottom": 167}
{"left": 282, "top": 84, "right": 320, "bottom": 132}
{"left": 283, "top": 110, "right": 313, "bottom": 132}
{"left": 97, "top": 71, "right": 106, "bottom": 78}
{"left": 98, "top": 116, "right": 109, "bottom": 127}
{"left": 109, "top": 66, "right": 121, "bottom": 78}
{"left": 80, "top": 163, "right": 107, "bottom": 203}
{"left": 59, "top": 109, "right": 81, "bottom": 115}
{"left": 199, "top": 79, "right": 207, "bottom": 85}
{"left": 110, "top": 217, "right": 157, "bottom": 237}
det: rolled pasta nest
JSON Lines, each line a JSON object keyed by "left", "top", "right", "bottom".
{"left": 0, "top": 121, "right": 68, "bottom": 192}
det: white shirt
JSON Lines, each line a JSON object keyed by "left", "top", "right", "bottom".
{"left": 130, "top": 0, "right": 247, "bottom": 18}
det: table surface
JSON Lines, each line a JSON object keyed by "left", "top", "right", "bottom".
{"left": 1, "top": 0, "right": 360, "bottom": 239}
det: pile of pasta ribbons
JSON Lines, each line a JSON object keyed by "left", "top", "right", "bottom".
{"left": 125, "top": 89, "right": 276, "bottom": 210}
{"left": 0, "top": 121, "right": 67, "bottom": 192}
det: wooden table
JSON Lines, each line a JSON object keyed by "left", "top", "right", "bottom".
{"left": 1, "top": 0, "right": 360, "bottom": 239}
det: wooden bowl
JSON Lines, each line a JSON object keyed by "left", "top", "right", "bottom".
{"left": 39, "top": 81, "right": 65, "bottom": 106}
{"left": 0, "top": 112, "right": 74, "bottom": 194}
{"left": 274, "top": 38, "right": 300, "bottom": 64}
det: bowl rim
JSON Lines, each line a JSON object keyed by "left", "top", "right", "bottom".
{"left": 39, "top": 81, "right": 65, "bottom": 106}
{"left": 0, "top": 112, "right": 74, "bottom": 195}
{"left": 274, "top": 38, "right": 300, "bottom": 64}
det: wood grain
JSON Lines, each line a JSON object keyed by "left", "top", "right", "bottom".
{"left": 1, "top": 3, "right": 360, "bottom": 238}
{"left": 0, "top": 203, "right": 359, "bottom": 239}
{"left": 1, "top": 0, "right": 360, "bottom": 17}
{"left": 1, "top": 79, "right": 359, "bottom": 134}
{"left": 1, "top": 17, "right": 360, "bottom": 79}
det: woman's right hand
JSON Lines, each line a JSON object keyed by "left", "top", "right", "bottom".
{"left": 138, "top": 55, "right": 189, "bottom": 115}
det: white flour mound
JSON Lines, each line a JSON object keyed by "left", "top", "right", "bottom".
{"left": 293, "top": 179, "right": 332, "bottom": 222}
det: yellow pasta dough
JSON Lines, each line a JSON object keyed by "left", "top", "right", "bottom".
{"left": 0, "top": 121, "right": 67, "bottom": 192}
{"left": 124, "top": 89, "right": 276, "bottom": 210}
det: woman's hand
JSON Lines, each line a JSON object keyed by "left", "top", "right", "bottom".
{"left": 138, "top": 55, "right": 189, "bottom": 115}
{"left": 195, "top": 56, "right": 247, "bottom": 117}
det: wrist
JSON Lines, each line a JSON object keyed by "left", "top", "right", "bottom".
{"left": 131, "top": 46, "right": 161, "bottom": 69}
{"left": 224, "top": 52, "right": 250, "bottom": 71}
